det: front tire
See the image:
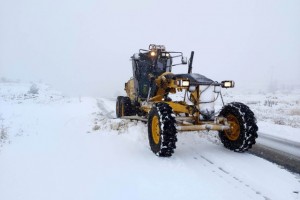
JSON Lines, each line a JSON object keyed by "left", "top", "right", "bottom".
{"left": 148, "top": 103, "right": 177, "bottom": 157}
{"left": 218, "top": 102, "right": 258, "bottom": 152}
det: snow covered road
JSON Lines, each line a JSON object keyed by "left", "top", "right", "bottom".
{"left": 0, "top": 83, "right": 300, "bottom": 200}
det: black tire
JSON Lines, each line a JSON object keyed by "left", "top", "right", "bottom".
{"left": 148, "top": 103, "right": 177, "bottom": 157}
{"left": 121, "top": 97, "right": 134, "bottom": 116}
{"left": 218, "top": 102, "right": 258, "bottom": 152}
{"left": 116, "top": 96, "right": 123, "bottom": 118}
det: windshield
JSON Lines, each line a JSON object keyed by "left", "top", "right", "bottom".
{"left": 156, "top": 57, "right": 172, "bottom": 73}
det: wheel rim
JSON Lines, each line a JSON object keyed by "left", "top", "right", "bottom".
{"left": 151, "top": 115, "right": 160, "bottom": 144}
{"left": 116, "top": 101, "right": 119, "bottom": 116}
{"left": 225, "top": 114, "right": 240, "bottom": 141}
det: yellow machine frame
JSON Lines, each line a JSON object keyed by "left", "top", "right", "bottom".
{"left": 125, "top": 72, "right": 231, "bottom": 132}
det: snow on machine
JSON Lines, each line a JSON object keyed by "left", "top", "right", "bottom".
{"left": 116, "top": 44, "right": 258, "bottom": 157}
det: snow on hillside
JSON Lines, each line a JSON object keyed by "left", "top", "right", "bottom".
{"left": 223, "top": 90, "right": 300, "bottom": 128}
{"left": 0, "top": 82, "right": 300, "bottom": 200}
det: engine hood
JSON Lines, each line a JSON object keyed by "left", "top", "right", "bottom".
{"left": 175, "top": 73, "right": 214, "bottom": 85}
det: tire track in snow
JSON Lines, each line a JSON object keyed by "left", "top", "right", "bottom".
{"left": 179, "top": 140, "right": 271, "bottom": 200}
{"left": 193, "top": 150, "right": 271, "bottom": 200}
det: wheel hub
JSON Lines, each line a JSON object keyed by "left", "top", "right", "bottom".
{"left": 121, "top": 103, "right": 125, "bottom": 116}
{"left": 151, "top": 116, "right": 160, "bottom": 144}
{"left": 225, "top": 114, "right": 240, "bottom": 141}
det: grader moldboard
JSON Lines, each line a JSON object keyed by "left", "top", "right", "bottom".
{"left": 116, "top": 44, "right": 258, "bottom": 157}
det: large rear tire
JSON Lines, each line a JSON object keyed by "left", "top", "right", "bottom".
{"left": 148, "top": 103, "right": 177, "bottom": 157}
{"left": 116, "top": 96, "right": 134, "bottom": 117}
{"left": 218, "top": 102, "right": 258, "bottom": 152}
{"left": 116, "top": 96, "right": 123, "bottom": 118}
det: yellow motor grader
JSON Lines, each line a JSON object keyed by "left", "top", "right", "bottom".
{"left": 116, "top": 44, "right": 258, "bottom": 157}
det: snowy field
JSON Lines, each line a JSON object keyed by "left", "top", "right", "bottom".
{"left": 1, "top": 82, "right": 300, "bottom": 200}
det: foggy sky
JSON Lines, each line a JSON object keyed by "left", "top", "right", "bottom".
{"left": 1, "top": 0, "right": 300, "bottom": 96}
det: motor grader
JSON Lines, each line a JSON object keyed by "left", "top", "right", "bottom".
{"left": 116, "top": 44, "right": 258, "bottom": 157}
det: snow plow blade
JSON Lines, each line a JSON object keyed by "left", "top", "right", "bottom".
{"left": 120, "top": 116, "right": 147, "bottom": 122}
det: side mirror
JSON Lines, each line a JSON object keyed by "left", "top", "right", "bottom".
{"left": 181, "top": 57, "right": 187, "bottom": 64}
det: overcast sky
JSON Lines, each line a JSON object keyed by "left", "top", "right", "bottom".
{"left": 0, "top": 0, "right": 299, "bottom": 96}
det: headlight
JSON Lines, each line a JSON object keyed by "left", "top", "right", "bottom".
{"left": 177, "top": 80, "right": 190, "bottom": 87}
{"left": 221, "top": 80, "right": 235, "bottom": 88}
{"left": 150, "top": 51, "right": 156, "bottom": 57}
{"left": 161, "top": 52, "right": 170, "bottom": 58}
{"left": 182, "top": 80, "right": 190, "bottom": 87}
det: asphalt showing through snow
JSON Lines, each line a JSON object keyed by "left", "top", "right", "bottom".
{"left": 249, "top": 132, "right": 300, "bottom": 175}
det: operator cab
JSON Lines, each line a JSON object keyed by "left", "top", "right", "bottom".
{"left": 131, "top": 45, "right": 173, "bottom": 100}
{"left": 142, "top": 44, "right": 173, "bottom": 75}
{"left": 131, "top": 44, "right": 187, "bottom": 100}
{"left": 156, "top": 54, "right": 172, "bottom": 73}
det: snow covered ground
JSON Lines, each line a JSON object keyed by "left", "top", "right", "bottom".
{"left": 0, "top": 82, "right": 300, "bottom": 200}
